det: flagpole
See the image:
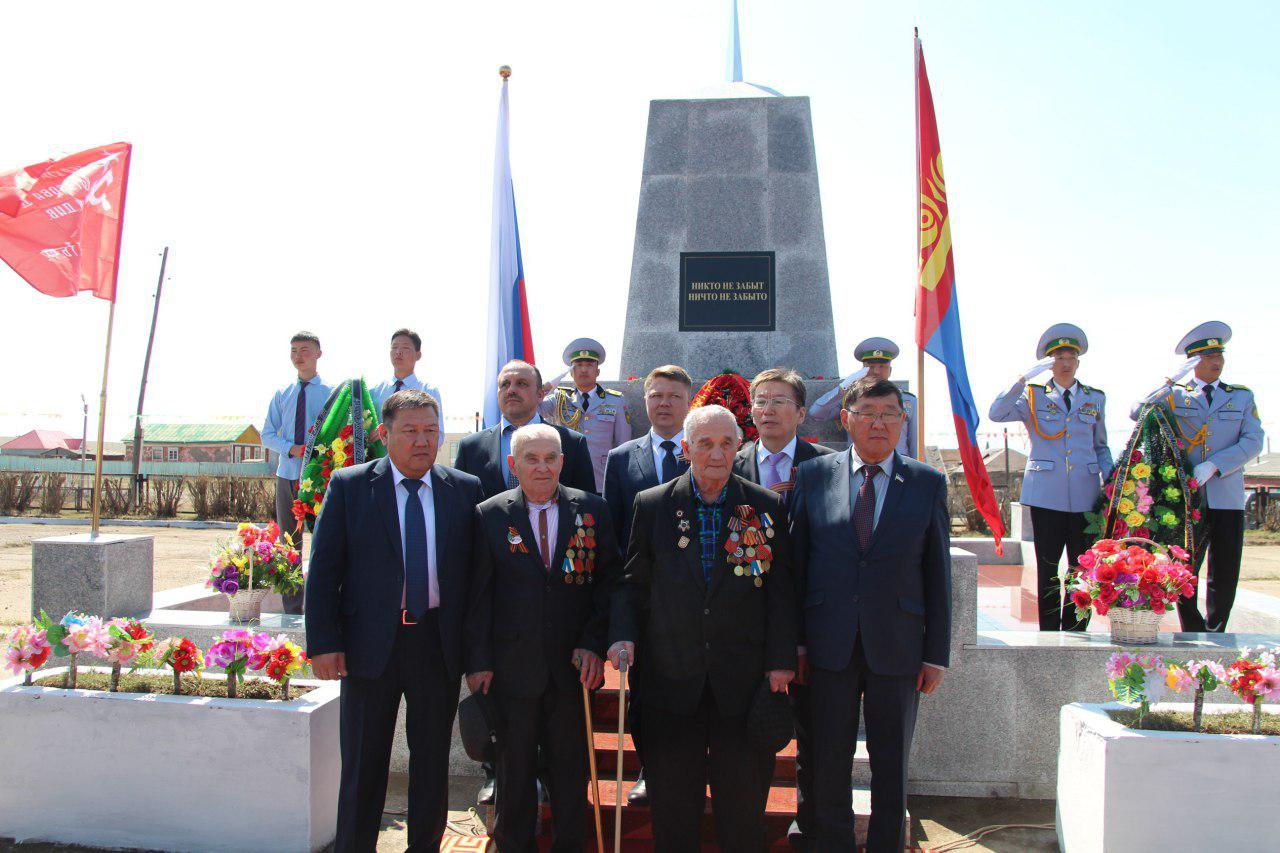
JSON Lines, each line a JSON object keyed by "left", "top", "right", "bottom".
{"left": 917, "top": 348, "right": 925, "bottom": 459}
{"left": 90, "top": 300, "right": 117, "bottom": 537}
{"left": 914, "top": 27, "right": 926, "bottom": 461}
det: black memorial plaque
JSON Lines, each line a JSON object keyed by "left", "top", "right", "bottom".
{"left": 678, "top": 251, "right": 776, "bottom": 332}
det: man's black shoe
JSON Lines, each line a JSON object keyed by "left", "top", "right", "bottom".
{"left": 626, "top": 769, "right": 648, "bottom": 806}
{"left": 477, "top": 765, "right": 496, "bottom": 806}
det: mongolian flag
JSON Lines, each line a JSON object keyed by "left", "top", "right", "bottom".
{"left": 0, "top": 142, "right": 132, "bottom": 302}
{"left": 483, "top": 69, "right": 535, "bottom": 428}
{"left": 913, "top": 36, "right": 1006, "bottom": 551}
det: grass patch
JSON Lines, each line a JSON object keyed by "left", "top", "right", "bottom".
{"left": 1245, "top": 529, "right": 1280, "bottom": 546}
{"left": 32, "top": 670, "right": 314, "bottom": 700}
{"left": 1108, "top": 708, "right": 1280, "bottom": 735}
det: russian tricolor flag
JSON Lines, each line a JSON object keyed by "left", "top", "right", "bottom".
{"left": 484, "top": 69, "right": 536, "bottom": 428}
{"left": 914, "top": 34, "right": 1006, "bottom": 552}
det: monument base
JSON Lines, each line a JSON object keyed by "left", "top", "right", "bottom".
{"left": 31, "top": 533, "right": 153, "bottom": 620}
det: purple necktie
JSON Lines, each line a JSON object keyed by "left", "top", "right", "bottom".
{"left": 762, "top": 452, "right": 784, "bottom": 489}
{"left": 538, "top": 508, "right": 552, "bottom": 572}
{"left": 394, "top": 379, "right": 404, "bottom": 393}
{"left": 293, "top": 380, "right": 308, "bottom": 446}
{"left": 853, "top": 464, "right": 881, "bottom": 552}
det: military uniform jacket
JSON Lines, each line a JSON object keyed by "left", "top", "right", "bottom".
{"left": 989, "top": 379, "right": 1113, "bottom": 513}
{"left": 608, "top": 473, "right": 798, "bottom": 717}
{"left": 810, "top": 386, "right": 918, "bottom": 459}
{"left": 1131, "top": 381, "right": 1264, "bottom": 511}
{"left": 464, "top": 485, "right": 622, "bottom": 699}
{"left": 540, "top": 385, "right": 632, "bottom": 493}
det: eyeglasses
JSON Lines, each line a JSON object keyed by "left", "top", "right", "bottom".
{"left": 846, "top": 410, "right": 904, "bottom": 424}
{"left": 751, "top": 397, "right": 799, "bottom": 411}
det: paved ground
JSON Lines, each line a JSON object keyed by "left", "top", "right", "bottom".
{"left": 2, "top": 774, "right": 1059, "bottom": 851}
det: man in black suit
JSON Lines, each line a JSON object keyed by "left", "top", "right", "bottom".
{"left": 455, "top": 359, "right": 597, "bottom": 804}
{"left": 306, "top": 390, "right": 485, "bottom": 852}
{"left": 609, "top": 404, "right": 798, "bottom": 852}
{"left": 465, "top": 423, "right": 622, "bottom": 852}
{"left": 457, "top": 359, "right": 597, "bottom": 500}
{"left": 601, "top": 363, "right": 692, "bottom": 804}
{"left": 790, "top": 377, "right": 952, "bottom": 853}
{"left": 734, "top": 367, "right": 834, "bottom": 848}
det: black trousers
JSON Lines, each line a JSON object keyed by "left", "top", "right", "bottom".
{"left": 274, "top": 476, "right": 305, "bottom": 614}
{"left": 809, "top": 641, "right": 918, "bottom": 853}
{"left": 1029, "top": 506, "right": 1091, "bottom": 631}
{"left": 643, "top": 685, "right": 766, "bottom": 853}
{"left": 335, "top": 612, "right": 459, "bottom": 852}
{"left": 1179, "top": 508, "right": 1245, "bottom": 633}
{"left": 756, "top": 679, "right": 817, "bottom": 841}
{"left": 493, "top": 684, "right": 588, "bottom": 852}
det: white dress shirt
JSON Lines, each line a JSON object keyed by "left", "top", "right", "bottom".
{"left": 389, "top": 459, "right": 439, "bottom": 610}
{"left": 1052, "top": 379, "right": 1081, "bottom": 405}
{"left": 649, "top": 428, "right": 685, "bottom": 479}
{"left": 756, "top": 436, "right": 800, "bottom": 484}
{"left": 525, "top": 496, "right": 560, "bottom": 568}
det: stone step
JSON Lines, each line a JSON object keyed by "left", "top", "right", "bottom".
{"left": 590, "top": 731, "right": 872, "bottom": 783}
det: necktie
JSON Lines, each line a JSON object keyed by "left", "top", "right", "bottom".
{"left": 1203, "top": 384, "right": 1214, "bottom": 407}
{"left": 853, "top": 464, "right": 881, "bottom": 552}
{"left": 762, "top": 452, "right": 784, "bottom": 489}
{"left": 538, "top": 507, "right": 552, "bottom": 572}
{"left": 1063, "top": 389, "right": 1072, "bottom": 412}
{"left": 402, "top": 479, "right": 430, "bottom": 618}
{"left": 504, "top": 425, "right": 519, "bottom": 489}
{"left": 660, "top": 440, "right": 679, "bottom": 484}
{"left": 293, "top": 380, "right": 308, "bottom": 446}
{"left": 394, "top": 379, "right": 404, "bottom": 393}
{"left": 581, "top": 391, "right": 591, "bottom": 413}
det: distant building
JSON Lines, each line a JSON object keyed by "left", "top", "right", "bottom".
{"left": 0, "top": 430, "right": 125, "bottom": 460}
{"left": 122, "top": 424, "right": 266, "bottom": 464}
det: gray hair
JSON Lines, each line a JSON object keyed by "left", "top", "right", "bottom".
{"left": 683, "top": 405, "right": 741, "bottom": 445}
{"left": 510, "top": 423, "right": 562, "bottom": 459}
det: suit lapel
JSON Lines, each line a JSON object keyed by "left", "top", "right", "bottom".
{"left": 371, "top": 457, "right": 404, "bottom": 569}
{"left": 554, "top": 486, "right": 576, "bottom": 574}
{"left": 429, "top": 466, "right": 452, "bottom": 598}
{"left": 666, "top": 475, "right": 704, "bottom": 591}
{"left": 865, "top": 454, "right": 909, "bottom": 555}
{"left": 487, "top": 425, "right": 506, "bottom": 491}
{"left": 830, "top": 451, "right": 852, "bottom": 526}
{"left": 634, "top": 438, "right": 658, "bottom": 488}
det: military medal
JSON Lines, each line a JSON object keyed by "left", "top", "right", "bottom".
{"left": 678, "top": 519, "right": 691, "bottom": 533}
{"left": 561, "top": 512, "right": 596, "bottom": 584}
{"left": 507, "top": 527, "right": 528, "bottom": 554}
{"left": 726, "top": 505, "right": 774, "bottom": 585}
{"left": 678, "top": 535, "right": 690, "bottom": 549}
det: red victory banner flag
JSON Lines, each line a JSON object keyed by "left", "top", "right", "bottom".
{"left": 0, "top": 141, "right": 132, "bottom": 301}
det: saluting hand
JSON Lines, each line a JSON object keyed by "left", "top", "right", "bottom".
{"left": 573, "top": 649, "right": 605, "bottom": 690}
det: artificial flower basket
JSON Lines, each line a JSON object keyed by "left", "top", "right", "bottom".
{"left": 227, "top": 587, "right": 270, "bottom": 622}
{"left": 1066, "top": 537, "right": 1197, "bottom": 646}
{"left": 207, "top": 523, "right": 304, "bottom": 622}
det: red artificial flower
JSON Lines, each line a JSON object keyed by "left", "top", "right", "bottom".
{"left": 30, "top": 646, "right": 51, "bottom": 668}
{"left": 1094, "top": 539, "right": 1121, "bottom": 556}
{"left": 1095, "top": 602, "right": 1109, "bottom": 616}
{"left": 1169, "top": 545, "right": 1190, "bottom": 561}
{"left": 1152, "top": 601, "right": 1166, "bottom": 615}
{"left": 1132, "top": 527, "right": 1151, "bottom": 539}
{"left": 1130, "top": 450, "right": 1143, "bottom": 463}
{"left": 340, "top": 424, "right": 354, "bottom": 440}
{"left": 1190, "top": 509, "right": 1202, "bottom": 521}
{"left": 1071, "top": 590, "right": 1093, "bottom": 609}
{"left": 1096, "top": 565, "right": 1117, "bottom": 584}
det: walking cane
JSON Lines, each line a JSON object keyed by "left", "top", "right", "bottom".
{"left": 614, "top": 649, "right": 630, "bottom": 853}
{"left": 582, "top": 681, "right": 605, "bottom": 853}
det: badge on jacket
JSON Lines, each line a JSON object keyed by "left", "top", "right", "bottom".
{"left": 725, "top": 505, "right": 774, "bottom": 587}
{"left": 507, "top": 527, "right": 527, "bottom": 554}
{"left": 561, "top": 512, "right": 596, "bottom": 584}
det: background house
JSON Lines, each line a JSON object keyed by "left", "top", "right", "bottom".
{"left": 122, "top": 424, "right": 267, "bottom": 464}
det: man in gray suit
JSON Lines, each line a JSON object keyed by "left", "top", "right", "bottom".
{"left": 790, "top": 377, "right": 951, "bottom": 853}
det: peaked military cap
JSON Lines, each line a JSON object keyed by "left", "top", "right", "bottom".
{"left": 563, "top": 337, "right": 605, "bottom": 366}
{"left": 1036, "top": 323, "right": 1089, "bottom": 359}
{"left": 1176, "top": 321, "right": 1231, "bottom": 356}
{"left": 854, "top": 337, "right": 899, "bottom": 363}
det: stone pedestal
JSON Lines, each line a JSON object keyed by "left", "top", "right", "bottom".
{"left": 619, "top": 96, "right": 838, "bottom": 381}
{"left": 31, "top": 533, "right": 153, "bottom": 619}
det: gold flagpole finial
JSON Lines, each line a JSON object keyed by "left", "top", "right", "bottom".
{"left": 499, "top": 65, "right": 512, "bottom": 80}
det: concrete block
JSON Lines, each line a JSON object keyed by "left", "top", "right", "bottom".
{"left": 31, "top": 533, "right": 153, "bottom": 620}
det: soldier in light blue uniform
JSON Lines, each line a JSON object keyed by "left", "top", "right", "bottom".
{"left": 809, "top": 337, "right": 918, "bottom": 458}
{"left": 539, "top": 337, "right": 632, "bottom": 493}
{"left": 990, "top": 324, "right": 1112, "bottom": 631}
{"left": 1131, "top": 321, "right": 1264, "bottom": 632}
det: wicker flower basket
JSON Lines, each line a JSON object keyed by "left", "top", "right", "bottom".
{"left": 1108, "top": 607, "right": 1164, "bottom": 645}
{"left": 225, "top": 588, "right": 270, "bottom": 622}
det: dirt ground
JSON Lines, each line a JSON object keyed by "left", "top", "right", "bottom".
{"left": 3, "top": 522, "right": 1280, "bottom": 627}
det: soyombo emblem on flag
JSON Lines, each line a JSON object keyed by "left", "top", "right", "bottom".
{"left": 0, "top": 142, "right": 132, "bottom": 302}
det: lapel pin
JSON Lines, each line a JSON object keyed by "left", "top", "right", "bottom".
{"left": 894, "top": 473, "right": 904, "bottom": 483}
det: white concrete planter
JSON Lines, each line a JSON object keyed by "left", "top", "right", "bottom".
{"left": 1057, "top": 702, "right": 1280, "bottom": 852}
{"left": 0, "top": 667, "right": 340, "bottom": 852}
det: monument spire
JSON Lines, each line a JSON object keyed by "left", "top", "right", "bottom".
{"left": 728, "top": 0, "right": 743, "bottom": 82}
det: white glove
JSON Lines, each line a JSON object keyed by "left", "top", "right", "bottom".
{"left": 1192, "top": 461, "right": 1217, "bottom": 484}
{"left": 839, "top": 366, "right": 870, "bottom": 389}
{"left": 1021, "top": 357, "right": 1055, "bottom": 382}
{"left": 1168, "top": 356, "right": 1201, "bottom": 385}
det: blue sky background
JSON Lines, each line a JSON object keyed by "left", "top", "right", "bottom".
{"left": 0, "top": 0, "right": 1274, "bottom": 456}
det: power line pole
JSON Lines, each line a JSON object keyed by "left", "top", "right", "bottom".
{"left": 130, "top": 247, "right": 169, "bottom": 507}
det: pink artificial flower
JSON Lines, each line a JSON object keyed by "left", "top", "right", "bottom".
{"left": 63, "top": 617, "right": 111, "bottom": 658}
{"left": 1166, "top": 665, "right": 1195, "bottom": 694}
{"left": 1107, "top": 652, "right": 1136, "bottom": 679}
{"left": 1190, "top": 509, "right": 1202, "bottom": 522}
{"left": 1169, "top": 545, "right": 1190, "bottom": 561}
{"left": 1258, "top": 668, "right": 1280, "bottom": 702}
{"left": 1186, "top": 478, "right": 1199, "bottom": 491}
{"left": 1078, "top": 551, "right": 1098, "bottom": 570}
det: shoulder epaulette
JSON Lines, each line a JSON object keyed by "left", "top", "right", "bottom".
{"left": 556, "top": 384, "right": 576, "bottom": 394}
{"left": 1080, "top": 383, "right": 1104, "bottom": 395}
{"left": 603, "top": 387, "right": 624, "bottom": 397}
{"left": 1222, "top": 383, "right": 1247, "bottom": 392}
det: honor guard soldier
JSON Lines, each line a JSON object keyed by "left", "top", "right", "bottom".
{"left": 540, "top": 337, "right": 632, "bottom": 493}
{"left": 809, "top": 337, "right": 919, "bottom": 458}
{"left": 1131, "top": 322, "right": 1264, "bottom": 632}
{"left": 990, "top": 323, "right": 1113, "bottom": 631}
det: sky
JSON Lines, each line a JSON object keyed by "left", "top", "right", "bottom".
{"left": 0, "top": 0, "right": 1276, "bottom": 458}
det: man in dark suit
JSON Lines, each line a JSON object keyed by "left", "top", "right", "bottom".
{"left": 734, "top": 367, "right": 834, "bottom": 848}
{"left": 306, "top": 390, "right": 485, "bottom": 852}
{"left": 465, "top": 423, "right": 622, "bottom": 852}
{"left": 457, "top": 359, "right": 597, "bottom": 499}
{"left": 455, "top": 359, "right": 597, "bottom": 804}
{"left": 790, "top": 377, "right": 952, "bottom": 853}
{"left": 601, "top": 363, "right": 692, "bottom": 804}
{"left": 609, "top": 404, "right": 798, "bottom": 852}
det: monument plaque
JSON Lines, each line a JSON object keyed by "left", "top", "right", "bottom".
{"left": 679, "top": 251, "right": 775, "bottom": 332}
